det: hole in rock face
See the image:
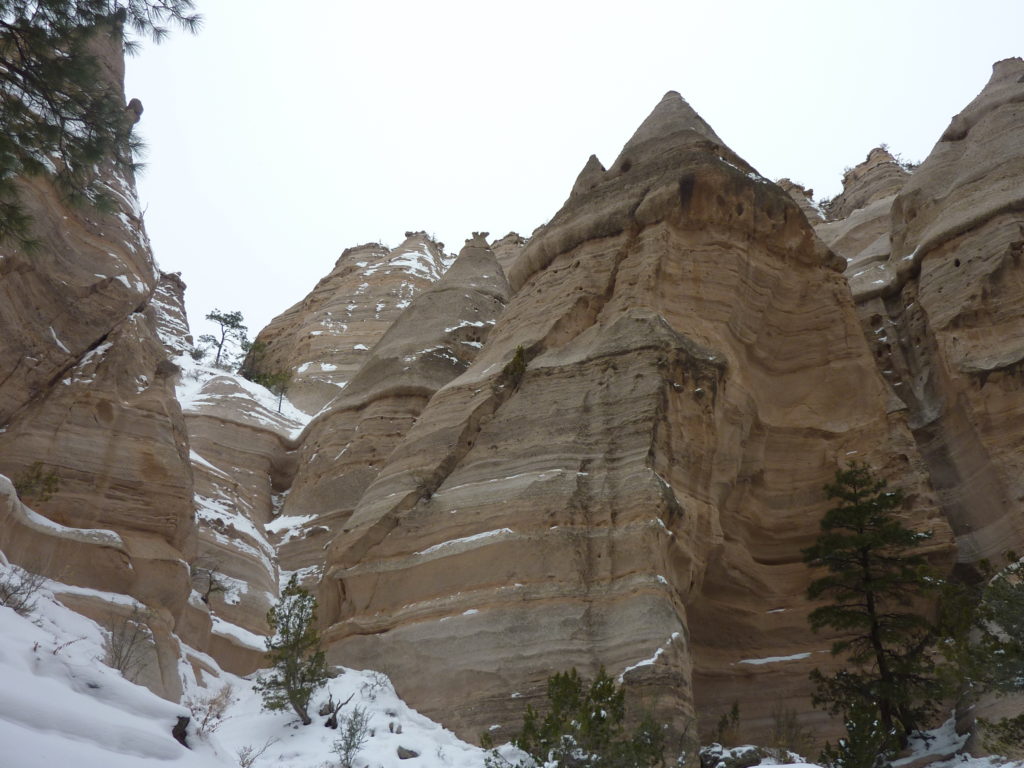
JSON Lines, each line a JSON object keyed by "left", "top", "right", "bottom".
{"left": 96, "top": 400, "right": 114, "bottom": 423}
{"left": 954, "top": 258, "right": 961, "bottom": 267}
{"left": 619, "top": 159, "right": 632, "bottom": 173}
{"left": 735, "top": 203, "right": 744, "bottom": 216}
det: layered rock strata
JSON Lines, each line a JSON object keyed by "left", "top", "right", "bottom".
{"left": 151, "top": 274, "right": 297, "bottom": 673}
{"left": 318, "top": 92, "right": 948, "bottom": 743}
{"left": 814, "top": 147, "right": 911, "bottom": 301}
{"left": 245, "top": 232, "right": 453, "bottom": 414}
{"left": 0, "top": 27, "right": 201, "bottom": 699}
{"left": 776, "top": 178, "right": 822, "bottom": 224}
{"left": 823, "top": 59, "right": 1024, "bottom": 565}
{"left": 273, "top": 235, "right": 510, "bottom": 575}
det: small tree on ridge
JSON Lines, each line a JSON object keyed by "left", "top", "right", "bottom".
{"left": 198, "top": 309, "right": 246, "bottom": 368}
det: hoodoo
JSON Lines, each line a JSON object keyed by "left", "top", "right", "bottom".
{"left": 315, "top": 91, "right": 949, "bottom": 741}
{"left": 4, "top": 39, "right": 1024, "bottom": 760}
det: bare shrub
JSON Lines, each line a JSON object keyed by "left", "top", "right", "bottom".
{"left": 185, "top": 682, "right": 234, "bottom": 736}
{"left": 332, "top": 706, "right": 371, "bottom": 768}
{"left": 320, "top": 691, "right": 354, "bottom": 729}
{"left": 190, "top": 556, "right": 228, "bottom": 604}
{"left": 0, "top": 564, "right": 46, "bottom": 615}
{"left": 102, "top": 604, "right": 153, "bottom": 682}
{"left": 360, "top": 671, "right": 390, "bottom": 701}
{"left": 237, "top": 737, "right": 278, "bottom": 768}
{"left": 765, "top": 707, "right": 815, "bottom": 762}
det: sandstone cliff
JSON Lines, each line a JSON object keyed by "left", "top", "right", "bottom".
{"left": 4, "top": 30, "right": 1023, "bottom": 757}
{"left": 244, "top": 232, "right": 453, "bottom": 415}
{"left": 272, "top": 234, "right": 510, "bottom": 577}
{"left": 816, "top": 59, "right": 1024, "bottom": 567}
{"left": 0, "top": 28, "right": 201, "bottom": 700}
{"left": 315, "top": 91, "right": 949, "bottom": 743}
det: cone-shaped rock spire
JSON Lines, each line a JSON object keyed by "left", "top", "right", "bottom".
{"left": 618, "top": 90, "right": 723, "bottom": 158}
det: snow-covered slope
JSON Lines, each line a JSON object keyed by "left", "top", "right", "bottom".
{"left": 3, "top": 555, "right": 1022, "bottom": 768}
{"left": 0, "top": 558, "right": 490, "bottom": 768}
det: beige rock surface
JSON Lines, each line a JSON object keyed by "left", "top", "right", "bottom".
{"left": 150, "top": 272, "right": 290, "bottom": 672}
{"left": 245, "top": 232, "right": 453, "bottom": 414}
{"left": 777, "top": 178, "right": 823, "bottom": 224}
{"left": 813, "top": 147, "right": 911, "bottom": 302}
{"left": 319, "top": 91, "right": 948, "bottom": 743}
{"left": 833, "top": 59, "right": 1024, "bottom": 564}
{"left": 489, "top": 231, "right": 528, "bottom": 276}
{"left": 0, "top": 306, "right": 195, "bottom": 555}
{"left": 0, "top": 30, "right": 273, "bottom": 692}
{"left": 0, "top": 160, "right": 156, "bottom": 432}
{"left": 824, "top": 146, "right": 910, "bottom": 222}
{"left": 274, "top": 235, "right": 510, "bottom": 576}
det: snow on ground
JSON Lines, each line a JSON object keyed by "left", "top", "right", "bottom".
{"left": 0, "top": 567, "right": 212, "bottom": 768}
{"left": 0, "top": 560, "right": 490, "bottom": 768}
{"left": 3, "top": 564, "right": 1023, "bottom": 768}
{"left": 174, "top": 355, "right": 312, "bottom": 440}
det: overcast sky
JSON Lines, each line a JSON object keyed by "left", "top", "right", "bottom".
{"left": 123, "top": 0, "right": 1024, "bottom": 343}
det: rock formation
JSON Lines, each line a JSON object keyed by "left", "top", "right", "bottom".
{"left": 315, "top": 91, "right": 949, "bottom": 742}
{"left": 776, "top": 178, "right": 822, "bottom": 224}
{"left": 815, "top": 59, "right": 1024, "bottom": 566}
{"left": 3, "top": 28, "right": 1024, "bottom": 757}
{"left": 489, "top": 231, "right": 528, "bottom": 274}
{"left": 0, "top": 26, "right": 201, "bottom": 701}
{"left": 811, "top": 147, "right": 912, "bottom": 303}
{"left": 272, "top": 234, "right": 510, "bottom": 577}
{"left": 244, "top": 232, "right": 453, "bottom": 415}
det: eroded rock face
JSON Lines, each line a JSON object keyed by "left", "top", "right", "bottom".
{"left": 318, "top": 91, "right": 947, "bottom": 742}
{"left": 824, "top": 146, "right": 910, "bottom": 222}
{"left": 830, "top": 59, "right": 1024, "bottom": 564}
{"left": 0, "top": 171, "right": 156, "bottom": 431}
{"left": 0, "top": 29, "right": 201, "bottom": 699}
{"left": 777, "top": 178, "right": 822, "bottom": 224}
{"left": 489, "top": 231, "right": 528, "bottom": 276}
{"left": 0, "top": 179, "right": 195, "bottom": 589}
{"left": 148, "top": 272, "right": 294, "bottom": 674}
{"left": 813, "top": 147, "right": 912, "bottom": 302}
{"left": 245, "top": 232, "right": 453, "bottom": 414}
{"left": 274, "top": 235, "right": 510, "bottom": 576}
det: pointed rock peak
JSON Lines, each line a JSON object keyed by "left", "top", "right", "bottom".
{"left": 866, "top": 145, "right": 897, "bottom": 164}
{"left": 941, "top": 58, "right": 1024, "bottom": 143}
{"left": 823, "top": 145, "right": 910, "bottom": 221}
{"left": 570, "top": 154, "right": 606, "bottom": 198}
{"left": 838, "top": 145, "right": 908, "bottom": 190}
{"left": 992, "top": 56, "right": 1024, "bottom": 78}
{"left": 442, "top": 237, "right": 510, "bottom": 300}
{"left": 621, "top": 91, "right": 723, "bottom": 154}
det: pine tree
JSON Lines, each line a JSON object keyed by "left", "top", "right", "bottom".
{"left": 253, "top": 574, "right": 328, "bottom": 726}
{"left": 803, "top": 463, "right": 946, "bottom": 754}
{"left": 197, "top": 308, "right": 246, "bottom": 368}
{"left": 489, "top": 667, "right": 664, "bottom": 768}
{"left": 0, "top": 1, "right": 201, "bottom": 249}
{"left": 973, "top": 555, "right": 1024, "bottom": 755}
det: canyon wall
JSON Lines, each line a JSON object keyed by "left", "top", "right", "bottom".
{"left": 314, "top": 92, "right": 950, "bottom": 742}
{"left": 2, "top": 36, "right": 1023, "bottom": 754}
{"left": 815, "top": 58, "right": 1024, "bottom": 567}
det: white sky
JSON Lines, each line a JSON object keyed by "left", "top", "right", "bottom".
{"left": 124, "top": 0, "right": 1024, "bottom": 342}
